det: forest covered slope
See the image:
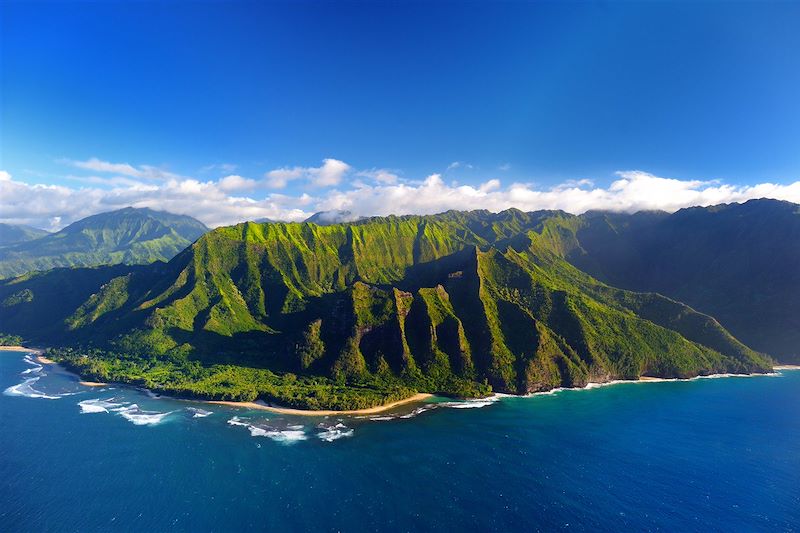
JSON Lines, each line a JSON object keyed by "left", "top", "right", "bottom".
{"left": 0, "top": 208, "right": 776, "bottom": 409}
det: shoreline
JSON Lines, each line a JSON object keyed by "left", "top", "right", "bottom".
{"left": 514, "top": 370, "right": 786, "bottom": 399}
{"left": 206, "top": 393, "right": 434, "bottom": 416}
{"left": 4, "top": 343, "right": 795, "bottom": 415}
{"left": 0, "top": 345, "right": 43, "bottom": 354}
{"left": 35, "top": 353, "right": 108, "bottom": 384}
{"left": 25, "top": 347, "right": 434, "bottom": 415}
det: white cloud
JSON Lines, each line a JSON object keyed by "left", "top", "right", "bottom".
{"left": 446, "top": 161, "right": 474, "bottom": 171}
{"left": 0, "top": 171, "right": 310, "bottom": 229}
{"left": 265, "top": 167, "right": 303, "bottom": 189}
{"left": 479, "top": 179, "right": 501, "bottom": 193}
{"left": 265, "top": 158, "right": 351, "bottom": 189}
{"left": 199, "top": 163, "right": 238, "bottom": 174}
{"left": 2, "top": 163, "right": 798, "bottom": 231}
{"left": 66, "top": 175, "right": 149, "bottom": 188}
{"left": 313, "top": 159, "right": 350, "bottom": 187}
{"left": 314, "top": 171, "right": 800, "bottom": 218}
{"left": 62, "top": 157, "right": 183, "bottom": 180}
{"left": 357, "top": 168, "right": 400, "bottom": 184}
{"left": 217, "top": 174, "right": 257, "bottom": 192}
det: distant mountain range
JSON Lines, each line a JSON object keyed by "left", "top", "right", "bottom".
{"left": 1, "top": 199, "right": 794, "bottom": 410}
{"left": 0, "top": 223, "right": 50, "bottom": 247}
{"left": 0, "top": 207, "right": 208, "bottom": 279}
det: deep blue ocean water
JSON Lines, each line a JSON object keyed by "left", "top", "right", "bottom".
{"left": 1, "top": 349, "right": 798, "bottom": 532}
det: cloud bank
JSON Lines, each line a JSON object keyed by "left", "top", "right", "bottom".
{"left": 1, "top": 161, "right": 798, "bottom": 230}
{"left": 265, "top": 158, "right": 351, "bottom": 188}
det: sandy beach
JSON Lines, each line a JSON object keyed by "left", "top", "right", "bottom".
{"left": 0, "top": 345, "right": 43, "bottom": 354}
{"left": 207, "top": 393, "right": 434, "bottom": 416}
{"left": 7, "top": 342, "right": 790, "bottom": 415}
{"left": 34, "top": 355, "right": 108, "bottom": 385}
{"left": 6, "top": 345, "right": 432, "bottom": 415}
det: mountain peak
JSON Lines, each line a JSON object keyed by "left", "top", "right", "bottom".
{"left": 305, "top": 210, "right": 362, "bottom": 225}
{"left": 0, "top": 208, "right": 208, "bottom": 278}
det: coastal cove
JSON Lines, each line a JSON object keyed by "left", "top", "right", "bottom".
{"left": 2, "top": 347, "right": 798, "bottom": 531}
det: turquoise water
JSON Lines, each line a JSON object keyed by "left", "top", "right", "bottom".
{"left": 1, "top": 350, "right": 798, "bottom": 532}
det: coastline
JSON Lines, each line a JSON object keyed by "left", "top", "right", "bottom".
{"left": 0, "top": 345, "right": 43, "bottom": 354}
{"left": 34, "top": 353, "right": 109, "bottom": 384}
{"left": 206, "top": 393, "right": 434, "bottom": 416}
{"left": 18, "top": 346, "right": 434, "bottom": 415}
{"left": 5, "top": 343, "right": 793, "bottom": 415}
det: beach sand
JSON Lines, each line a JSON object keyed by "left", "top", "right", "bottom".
{"left": 207, "top": 393, "right": 434, "bottom": 416}
{"left": 9, "top": 345, "right": 432, "bottom": 415}
{"left": 10, "top": 343, "right": 790, "bottom": 415}
{"left": 0, "top": 345, "right": 42, "bottom": 354}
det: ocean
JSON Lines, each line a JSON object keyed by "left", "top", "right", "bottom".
{"left": 1, "top": 349, "right": 798, "bottom": 532}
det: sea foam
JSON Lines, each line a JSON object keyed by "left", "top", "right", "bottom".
{"left": 78, "top": 398, "right": 127, "bottom": 414}
{"left": 21, "top": 355, "right": 44, "bottom": 375}
{"left": 187, "top": 407, "right": 213, "bottom": 418}
{"left": 4, "top": 376, "right": 64, "bottom": 399}
{"left": 227, "top": 416, "right": 308, "bottom": 443}
{"left": 525, "top": 372, "right": 781, "bottom": 397}
{"left": 317, "top": 423, "right": 354, "bottom": 442}
{"left": 439, "top": 396, "right": 501, "bottom": 409}
{"left": 115, "top": 404, "right": 173, "bottom": 426}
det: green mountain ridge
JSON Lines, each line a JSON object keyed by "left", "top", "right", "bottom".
{"left": 0, "top": 208, "right": 775, "bottom": 409}
{"left": 566, "top": 198, "right": 800, "bottom": 361}
{"left": 0, "top": 223, "right": 50, "bottom": 246}
{"left": 0, "top": 207, "right": 208, "bottom": 279}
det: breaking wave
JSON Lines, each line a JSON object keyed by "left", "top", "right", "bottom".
{"left": 4, "top": 376, "right": 72, "bottom": 399}
{"left": 227, "top": 416, "right": 307, "bottom": 443}
{"left": 78, "top": 398, "right": 127, "bottom": 414}
{"left": 21, "top": 355, "right": 43, "bottom": 375}
{"left": 317, "top": 423, "right": 354, "bottom": 442}
{"left": 187, "top": 407, "right": 213, "bottom": 418}
{"left": 115, "top": 404, "right": 174, "bottom": 426}
{"left": 439, "top": 396, "right": 501, "bottom": 409}
{"left": 525, "top": 372, "right": 782, "bottom": 397}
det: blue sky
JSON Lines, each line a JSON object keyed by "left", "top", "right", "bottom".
{"left": 1, "top": 1, "right": 799, "bottom": 228}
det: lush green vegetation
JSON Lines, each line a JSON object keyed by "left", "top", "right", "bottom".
{"left": 0, "top": 207, "right": 778, "bottom": 409}
{"left": 0, "top": 223, "right": 49, "bottom": 247}
{"left": 47, "top": 346, "right": 420, "bottom": 410}
{"left": 0, "top": 333, "right": 23, "bottom": 346}
{"left": 568, "top": 199, "right": 800, "bottom": 362}
{"left": 0, "top": 207, "right": 207, "bottom": 279}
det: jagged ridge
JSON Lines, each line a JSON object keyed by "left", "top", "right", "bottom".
{"left": 0, "top": 209, "right": 772, "bottom": 408}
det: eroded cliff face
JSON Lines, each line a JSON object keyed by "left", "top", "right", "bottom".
{"left": 0, "top": 208, "right": 773, "bottom": 400}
